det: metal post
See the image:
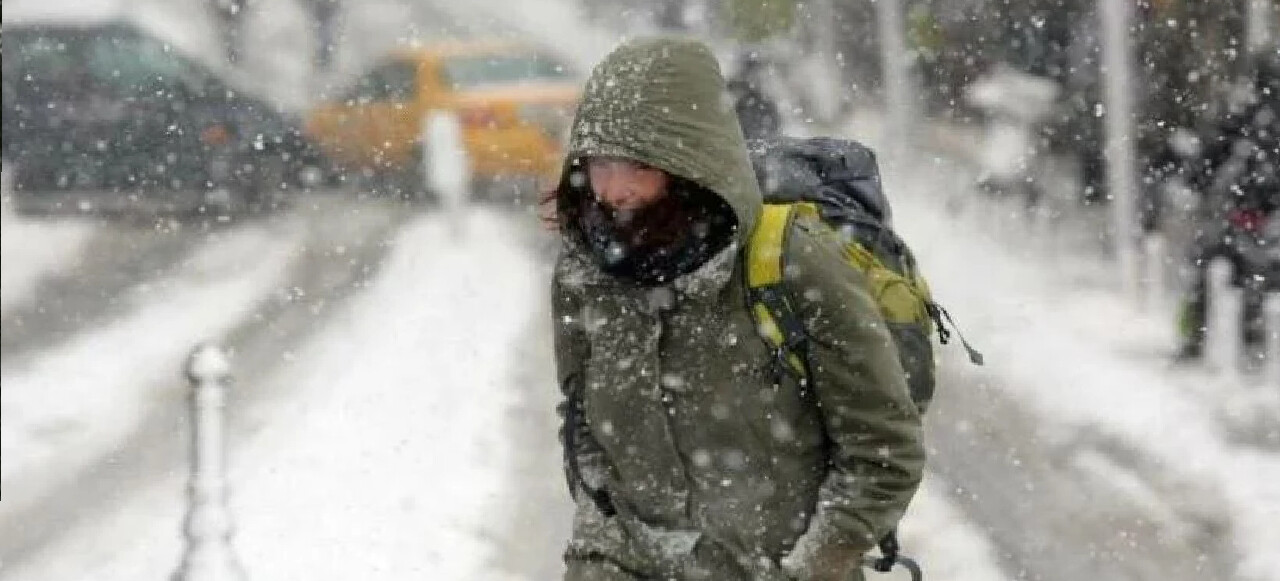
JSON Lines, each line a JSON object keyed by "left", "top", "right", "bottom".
{"left": 1265, "top": 292, "right": 1280, "bottom": 387}
{"left": 809, "top": 0, "right": 841, "bottom": 123}
{"left": 1206, "top": 259, "right": 1243, "bottom": 379}
{"left": 174, "top": 344, "right": 247, "bottom": 581}
{"left": 311, "top": 0, "right": 341, "bottom": 72}
{"left": 875, "top": 0, "right": 913, "bottom": 161}
{"left": 1248, "top": 0, "right": 1276, "bottom": 53}
{"left": 1099, "top": 0, "right": 1142, "bottom": 303}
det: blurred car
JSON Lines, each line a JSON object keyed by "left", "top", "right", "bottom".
{"left": 1, "top": 21, "right": 327, "bottom": 216}
{"left": 304, "top": 40, "right": 580, "bottom": 200}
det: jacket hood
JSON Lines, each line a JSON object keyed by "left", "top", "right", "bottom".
{"left": 558, "top": 36, "right": 762, "bottom": 242}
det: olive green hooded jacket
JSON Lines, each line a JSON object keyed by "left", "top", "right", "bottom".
{"left": 552, "top": 37, "right": 925, "bottom": 581}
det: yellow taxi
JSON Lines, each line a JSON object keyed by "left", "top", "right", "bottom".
{"left": 305, "top": 40, "right": 580, "bottom": 196}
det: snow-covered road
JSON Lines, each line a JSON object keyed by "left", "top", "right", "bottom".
{"left": 0, "top": 194, "right": 413, "bottom": 568}
{"left": 1, "top": 206, "right": 555, "bottom": 581}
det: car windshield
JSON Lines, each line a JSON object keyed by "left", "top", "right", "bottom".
{"left": 4, "top": 31, "right": 86, "bottom": 94}
{"left": 440, "top": 53, "right": 571, "bottom": 90}
{"left": 85, "top": 32, "right": 194, "bottom": 93}
{"left": 339, "top": 59, "right": 417, "bottom": 103}
{"left": 4, "top": 27, "right": 201, "bottom": 98}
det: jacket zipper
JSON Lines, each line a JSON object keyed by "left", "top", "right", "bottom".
{"left": 652, "top": 306, "right": 698, "bottom": 523}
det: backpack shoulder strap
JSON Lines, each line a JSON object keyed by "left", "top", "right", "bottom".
{"left": 749, "top": 203, "right": 915, "bottom": 572}
{"left": 746, "top": 203, "right": 792, "bottom": 287}
{"left": 746, "top": 203, "right": 810, "bottom": 380}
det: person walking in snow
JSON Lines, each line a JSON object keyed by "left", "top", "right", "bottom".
{"left": 303, "top": 0, "right": 341, "bottom": 71}
{"left": 1175, "top": 47, "right": 1280, "bottom": 360}
{"left": 547, "top": 37, "right": 925, "bottom": 581}
{"left": 726, "top": 51, "right": 782, "bottom": 140}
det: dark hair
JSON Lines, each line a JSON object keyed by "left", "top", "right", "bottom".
{"left": 538, "top": 157, "right": 588, "bottom": 232}
{"left": 537, "top": 185, "right": 564, "bottom": 231}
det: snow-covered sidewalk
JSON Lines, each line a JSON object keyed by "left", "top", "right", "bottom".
{"left": 889, "top": 153, "right": 1280, "bottom": 580}
{"left": 231, "top": 209, "right": 544, "bottom": 580}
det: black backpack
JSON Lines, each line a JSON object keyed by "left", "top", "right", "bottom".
{"left": 744, "top": 136, "right": 982, "bottom": 414}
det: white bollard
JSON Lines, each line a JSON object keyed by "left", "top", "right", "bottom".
{"left": 1142, "top": 234, "right": 1168, "bottom": 314}
{"left": 1206, "top": 258, "right": 1244, "bottom": 379}
{"left": 173, "top": 343, "right": 247, "bottom": 581}
{"left": 1265, "top": 292, "right": 1280, "bottom": 387}
{"left": 422, "top": 110, "right": 471, "bottom": 227}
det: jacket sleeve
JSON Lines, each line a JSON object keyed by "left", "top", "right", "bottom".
{"left": 777, "top": 218, "right": 927, "bottom": 581}
{"left": 552, "top": 265, "right": 610, "bottom": 498}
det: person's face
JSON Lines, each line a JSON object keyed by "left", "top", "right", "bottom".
{"left": 587, "top": 157, "right": 671, "bottom": 212}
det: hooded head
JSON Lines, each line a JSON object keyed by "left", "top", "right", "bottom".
{"left": 554, "top": 37, "right": 763, "bottom": 286}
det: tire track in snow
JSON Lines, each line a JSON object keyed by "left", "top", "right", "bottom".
{"left": 925, "top": 355, "right": 1235, "bottom": 581}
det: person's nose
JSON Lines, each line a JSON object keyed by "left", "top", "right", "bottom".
{"left": 594, "top": 168, "right": 635, "bottom": 209}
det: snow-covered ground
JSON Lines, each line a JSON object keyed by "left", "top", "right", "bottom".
{"left": 2, "top": 202, "right": 1015, "bottom": 581}
{"left": 3, "top": 208, "right": 548, "bottom": 581}
{"left": 888, "top": 154, "right": 1280, "bottom": 580}
{"left": 232, "top": 209, "right": 543, "bottom": 581}
{"left": 0, "top": 195, "right": 97, "bottom": 315}
{"left": 1, "top": 217, "right": 307, "bottom": 505}
{"left": 5, "top": 1, "right": 1279, "bottom": 580}
{"left": 898, "top": 477, "right": 1011, "bottom": 581}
